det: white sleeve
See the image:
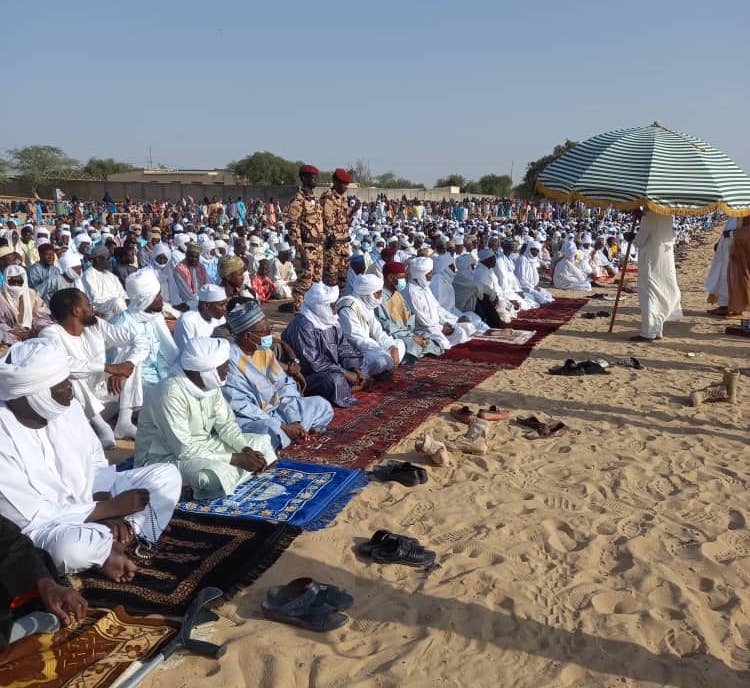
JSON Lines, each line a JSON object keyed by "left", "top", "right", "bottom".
{"left": 338, "top": 306, "right": 382, "bottom": 354}
{"left": 98, "top": 318, "right": 150, "bottom": 364}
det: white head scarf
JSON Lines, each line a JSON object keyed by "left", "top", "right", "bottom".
{"left": 58, "top": 251, "right": 82, "bottom": 282}
{"left": 432, "top": 253, "right": 453, "bottom": 275}
{"left": 352, "top": 273, "right": 384, "bottom": 310}
{"left": 409, "top": 257, "right": 433, "bottom": 288}
{"left": 126, "top": 268, "right": 162, "bottom": 313}
{"left": 179, "top": 336, "right": 230, "bottom": 397}
{"left": 300, "top": 283, "right": 340, "bottom": 329}
{"left": 0, "top": 339, "right": 71, "bottom": 420}
{"left": 455, "top": 253, "right": 475, "bottom": 278}
{"left": 2, "top": 265, "right": 33, "bottom": 328}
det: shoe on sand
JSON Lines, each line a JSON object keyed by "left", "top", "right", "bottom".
{"left": 724, "top": 368, "right": 740, "bottom": 404}
{"left": 450, "top": 405, "right": 474, "bottom": 424}
{"left": 478, "top": 405, "right": 510, "bottom": 421}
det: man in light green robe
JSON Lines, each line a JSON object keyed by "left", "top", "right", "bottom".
{"left": 134, "top": 337, "right": 276, "bottom": 500}
{"left": 374, "top": 261, "right": 445, "bottom": 363}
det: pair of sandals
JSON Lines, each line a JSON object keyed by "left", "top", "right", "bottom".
{"left": 371, "top": 460, "right": 428, "bottom": 486}
{"left": 516, "top": 416, "right": 567, "bottom": 440}
{"left": 357, "top": 530, "right": 436, "bottom": 569}
{"left": 262, "top": 577, "right": 353, "bottom": 632}
{"left": 581, "top": 310, "right": 611, "bottom": 319}
{"left": 548, "top": 359, "right": 610, "bottom": 376}
{"left": 450, "top": 405, "right": 509, "bottom": 424}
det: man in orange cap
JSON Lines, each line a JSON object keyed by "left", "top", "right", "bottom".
{"left": 320, "top": 168, "right": 360, "bottom": 289}
{"left": 286, "top": 164, "right": 324, "bottom": 312}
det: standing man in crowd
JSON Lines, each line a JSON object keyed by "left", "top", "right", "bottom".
{"left": 286, "top": 164, "right": 324, "bottom": 312}
{"left": 321, "top": 168, "right": 359, "bottom": 289}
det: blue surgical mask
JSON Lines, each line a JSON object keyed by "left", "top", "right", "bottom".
{"left": 396, "top": 278, "right": 407, "bottom": 292}
{"left": 258, "top": 335, "right": 273, "bottom": 350}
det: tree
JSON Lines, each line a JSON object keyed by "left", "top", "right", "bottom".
{"left": 350, "top": 159, "right": 373, "bottom": 186}
{"left": 514, "top": 139, "right": 578, "bottom": 199}
{"left": 475, "top": 174, "right": 513, "bottom": 197}
{"left": 7, "top": 145, "right": 80, "bottom": 192}
{"left": 435, "top": 174, "right": 466, "bottom": 189}
{"left": 82, "top": 157, "right": 135, "bottom": 180}
{"left": 0, "top": 157, "right": 8, "bottom": 182}
{"left": 375, "top": 171, "right": 424, "bottom": 189}
{"left": 229, "top": 151, "right": 300, "bottom": 185}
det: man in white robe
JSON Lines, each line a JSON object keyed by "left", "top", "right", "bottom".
{"left": 431, "top": 252, "right": 492, "bottom": 332}
{"left": 515, "top": 241, "right": 554, "bottom": 305}
{"left": 404, "top": 257, "right": 475, "bottom": 349}
{"left": 0, "top": 339, "right": 181, "bottom": 581}
{"left": 173, "top": 283, "right": 228, "bottom": 350}
{"left": 337, "top": 273, "right": 405, "bottom": 377}
{"left": 269, "top": 242, "right": 297, "bottom": 299}
{"left": 553, "top": 243, "right": 592, "bottom": 291}
{"left": 40, "top": 288, "right": 149, "bottom": 446}
{"left": 82, "top": 245, "right": 127, "bottom": 320}
{"left": 42, "top": 251, "right": 84, "bottom": 304}
{"left": 135, "top": 337, "right": 277, "bottom": 500}
{"left": 631, "top": 210, "right": 682, "bottom": 341}
{"left": 704, "top": 221, "right": 735, "bottom": 315}
{"left": 472, "top": 249, "right": 513, "bottom": 327}
{"left": 496, "top": 240, "right": 538, "bottom": 311}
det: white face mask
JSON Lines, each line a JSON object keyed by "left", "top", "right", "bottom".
{"left": 362, "top": 294, "right": 382, "bottom": 309}
{"left": 199, "top": 368, "right": 226, "bottom": 391}
{"left": 27, "top": 389, "right": 69, "bottom": 420}
{"left": 6, "top": 285, "right": 24, "bottom": 298}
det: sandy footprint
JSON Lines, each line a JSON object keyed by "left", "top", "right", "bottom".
{"left": 702, "top": 530, "right": 750, "bottom": 563}
{"left": 542, "top": 519, "right": 583, "bottom": 553}
{"left": 591, "top": 590, "right": 640, "bottom": 615}
{"left": 664, "top": 624, "right": 704, "bottom": 657}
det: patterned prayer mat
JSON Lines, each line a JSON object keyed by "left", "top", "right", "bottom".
{"left": 177, "top": 460, "right": 368, "bottom": 530}
{"left": 73, "top": 513, "right": 299, "bottom": 615}
{"left": 0, "top": 606, "right": 177, "bottom": 688}
{"left": 443, "top": 297, "right": 588, "bottom": 366}
{"left": 280, "top": 358, "right": 496, "bottom": 469}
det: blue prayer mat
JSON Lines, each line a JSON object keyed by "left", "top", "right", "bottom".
{"left": 176, "top": 460, "right": 368, "bottom": 531}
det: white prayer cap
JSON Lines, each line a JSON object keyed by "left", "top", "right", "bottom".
{"left": 173, "top": 223, "right": 184, "bottom": 233}
{"left": 126, "top": 268, "right": 161, "bottom": 313}
{"left": 181, "top": 337, "right": 230, "bottom": 373}
{"left": 278, "top": 241, "right": 291, "bottom": 252}
{"left": 304, "top": 282, "right": 339, "bottom": 306}
{"left": 73, "top": 234, "right": 91, "bottom": 249}
{"left": 0, "top": 339, "right": 70, "bottom": 401}
{"left": 477, "top": 248, "right": 494, "bottom": 261}
{"left": 214, "top": 239, "right": 227, "bottom": 250}
{"left": 249, "top": 236, "right": 261, "bottom": 245}
{"left": 352, "top": 273, "right": 384, "bottom": 296}
{"left": 529, "top": 241, "right": 542, "bottom": 250}
{"left": 198, "top": 284, "right": 227, "bottom": 303}
{"left": 454, "top": 235, "right": 464, "bottom": 246}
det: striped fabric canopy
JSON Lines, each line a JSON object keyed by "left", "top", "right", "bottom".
{"left": 536, "top": 122, "right": 750, "bottom": 217}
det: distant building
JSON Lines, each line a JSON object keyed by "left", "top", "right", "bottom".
{"left": 108, "top": 168, "right": 237, "bottom": 184}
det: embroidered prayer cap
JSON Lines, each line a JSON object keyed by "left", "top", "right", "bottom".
{"left": 185, "top": 243, "right": 201, "bottom": 257}
{"left": 226, "top": 301, "right": 266, "bottom": 334}
{"left": 218, "top": 255, "right": 245, "bottom": 278}
{"left": 181, "top": 337, "right": 230, "bottom": 373}
{"left": 478, "top": 248, "right": 494, "bottom": 261}
{"left": 198, "top": 284, "right": 227, "bottom": 303}
{"left": 0, "top": 339, "right": 70, "bottom": 401}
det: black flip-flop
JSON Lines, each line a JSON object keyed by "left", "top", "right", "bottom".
{"left": 548, "top": 359, "right": 584, "bottom": 376}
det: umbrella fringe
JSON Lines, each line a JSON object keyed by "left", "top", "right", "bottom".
{"left": 535, "top": 180, "right": 750, "bottom": 218}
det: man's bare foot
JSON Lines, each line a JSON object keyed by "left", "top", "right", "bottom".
{"left": 100, "top": 542, "right": 137, "bottom": 582}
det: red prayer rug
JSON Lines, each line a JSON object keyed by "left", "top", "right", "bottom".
{"left": 442, "top": 297, "right": 588, "bottom": 366}
{"left": 279, "top": 359, "right": 496, "bottom": 469}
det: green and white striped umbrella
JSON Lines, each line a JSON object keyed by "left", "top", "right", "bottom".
{"left": 536, "top": 122, "right": 750, "bottom": 217}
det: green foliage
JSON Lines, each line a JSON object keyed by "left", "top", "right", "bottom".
{"left": 82, "top": 157, "right": 135, "bottom": 179}
{"left": 514, "top": 139, "right": 578, "bottom": 199}
{"left": 229, "top": 151, "right": 331, "bottom": 186}
{"left": 0, "top": 157, "right": 8, "bottom": 182}
{"left": 7, "top": 145, "right": 80, "bottom": 191}
{"left": 435, "top": 174, "right": 466, "bottom": 189}
{"left": 374, "top": 171, "right": 424, "bottom": 189}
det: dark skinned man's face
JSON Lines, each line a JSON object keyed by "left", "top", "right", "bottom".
{"left": 203, "top": 299, "right": 228, "bottom": 320}
{"left": 40, "top": 249, "right": 56, "bottom": 266}
{"left": 145, "top": 293, "right": 164, "bottom": 313}
{"left": 300, "top": 173, "right": 318, "bottom": 190}
{"left": 50, "top": 378, "right": 74, "bottom": 407}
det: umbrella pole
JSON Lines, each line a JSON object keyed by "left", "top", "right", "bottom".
{"left": 608, "top": 214, "right": 638, "bottom": 333}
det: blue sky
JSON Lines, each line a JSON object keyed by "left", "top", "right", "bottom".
{"left": 4, "top": 0, "right": 748, "bottom": 185}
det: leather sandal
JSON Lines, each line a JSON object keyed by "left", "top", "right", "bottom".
{"left": 371, "top": 460, "right": 427, "bottom": 486}
{"left": 370, "top": 536, "right": 436, "bottom": 568}
{"left": 262, "top": 579, "right": 349, "bottom": 631}
{"left": 450, "top": 405, "right": 474, "bottom": 424}
{"left": 357, "top": 530, "right": 420, "bottom": 557}
{"left": 477, "top": 405, "right": 510, "bottom": 421}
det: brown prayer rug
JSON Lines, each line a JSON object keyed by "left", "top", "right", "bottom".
{"left": 0, "top": 606, "right": 177, "bottom": 688}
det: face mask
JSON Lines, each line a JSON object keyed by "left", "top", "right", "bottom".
{"left": 199, "top": 368, "right": 226, "bottom": 391}
{"left": 27, "top": 389, "right": 69, "bottom": 420}
{"left": 363, "top": 294, "right": 382, "bottom": 309}
{"left": 6, "top": 285, "right": 24, "bottom": 297}
{"left": 396, "top": 278, "right": 407, "bottom": 292}
{"left": 361, "top": 243, "right": 371, "bottom": 251}
{"left": 258, "top": 334, "right": 273, "bottom": 350}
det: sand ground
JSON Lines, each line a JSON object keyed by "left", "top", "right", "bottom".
{"left": 141, "top": 226, "right": 748, "bottom": 688}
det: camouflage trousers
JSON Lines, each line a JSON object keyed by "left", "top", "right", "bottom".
{"left": 293, "top": 245, "right": 324, "bottom": 311}
{"left": 323, "top": 243, "right": 351, "bottom": 289}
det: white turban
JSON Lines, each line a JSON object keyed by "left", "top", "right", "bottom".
{"left": 173, "top": 234, "right": 189, "bottom": 251}
{"left": 352, "top": 273, "right": 383, "bottom": 296}
{"left": 200, "top": 239, "right": 216, "bottom": 258}
{"left": 150, "top": 242, "right": 171, "bottom": 263}
{"left": 58, "top": 251, "right": 82, "bottom": 281}
{"left": 198, "top": 284, "right": 227, "bottom": 303}
{"left": 181, "top": 336, "right": 230, "bottom": 373}
{"left": 529, "top": 241, "right": 542, "bottom": 251}
{"left": 126, "top": 268, "right": 162, "bottom": 313}
{"left": 301, "top": 283, "right": 340, "bottom": 329}
{"left": 455, "top": 252, "right": 475, "bottom": 277}
{"left": 0, "top": 339, "right": 70, "bottom": 401}
{"left": 409, "top": 257, "right": 433, "bottom": 288}
{"left": 562, "top": 243, "right": 577, "bottom": 260}
{"left": 477, "top": 248, "right": 494, "bottom": 262}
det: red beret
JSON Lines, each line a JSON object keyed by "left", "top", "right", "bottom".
{"left": 299, "top": 164, "right": 319, "bottom": 176}
{"left": 383, "top": 261, "right": 407, "bottom": 276}
{"left": 333, "top": 168, "right": 353, "bottom": 184}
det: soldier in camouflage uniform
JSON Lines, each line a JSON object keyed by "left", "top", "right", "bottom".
{"left": 320, "top": 168, "right": 360, "bottom": 288}
{"left": 286, "top": 164, "right": 325, "bottom": 312}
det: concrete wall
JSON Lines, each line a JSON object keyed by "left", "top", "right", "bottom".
{"left": 0, "top": 179, "right": 493, "bottom": 205}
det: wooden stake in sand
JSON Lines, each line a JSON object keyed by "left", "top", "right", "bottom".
{"left": 608, "top": 210, "right": 640, "bottom": 333}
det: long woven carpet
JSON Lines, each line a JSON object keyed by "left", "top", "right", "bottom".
{"left": 73, "top": 513, "right": 299, "bottom": 615}
{"left": 280, "top": 358, "right": 496, "bottom": 469}
{"left": 0, "top": 606, "right": 178, "bottom": 688}
{"left": 442, "top": 297, "right": 588, "bottom": 366}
